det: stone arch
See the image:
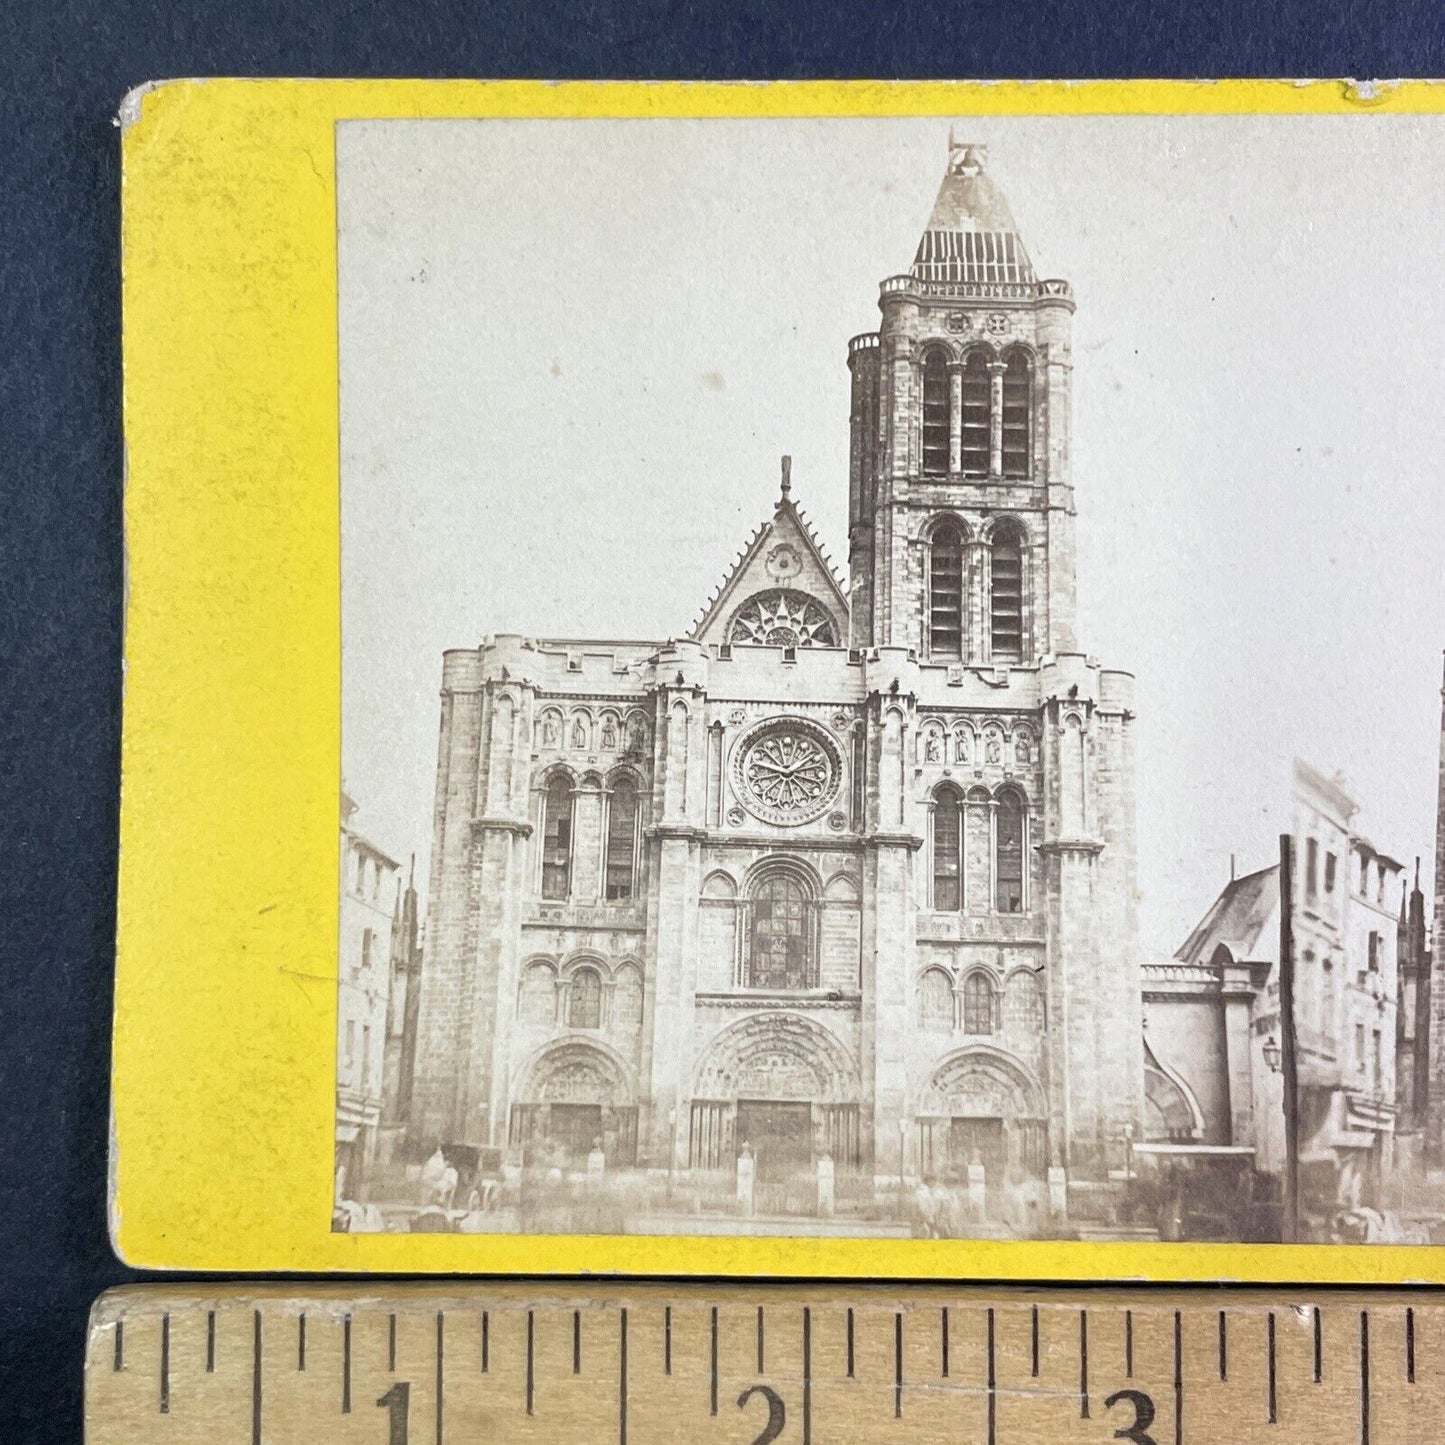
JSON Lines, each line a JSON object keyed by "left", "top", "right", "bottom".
{"left": 535, "top": 706, "right": 566, "bottom": 750}
{"left": 515, "top": 1036, "right": 634, "bottom": 1106}
{"left": 533, "top": 760, "right": 579, "bottom": 793}
{"left": 742, "top": 852, "right": 821, "bottom": 900}
{"left": 1143, "top": 1040, "right": 1205, "bottom": 1142}
{"left": 918, "top": 1044, "right": 1045, "bottom": 1119}
{"left": 1003, "top": 967, "right": 1045, "bottom": 1034}
{"left": 597, "top": 709, "right": 623, "bottom": 751}
{"left": 693, "top": 1013, "right": 858, "bottom": 1104}
{"left": 917, "top": 965, "right": 955, "bottom": 1031}
{"left": 567, "top": 708, "right": 593, "bottom": 751}
{"left": 917, "top": 716, "right": 947, "bottom": 765}
{"left": 622, "top": 708, "right": 652, "bottom": 756}
{"left": 918, "top": 510, "right": 973, "bottom": 545}
{"left": 823, "top": 870, "right": 860, "bottom": 902}
{"left": 517, "top": 958, "right": 558, "bottom": 1025}
{"left": 701, "top": 868, "right": 738, "bottom": 901}
{"left": 611, "top": 960, "right": 644, "bottom": 1030}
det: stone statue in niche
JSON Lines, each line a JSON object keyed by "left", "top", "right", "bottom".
{"left": 601, "top": 717, "right": 618, "bottom": 750}
{"left": 953, "top": 731, "right": 969, "bottom": 763}
{"left": 541, "top": 715, "right": 560, "bottom": 747}
{"left": 1015, "top": 734, "right": 1031, "bottom": 764}
{"left": 986, "top": 735, "right": 1002, "bottom": 765}
{"left": 571, "top": 718, "right": 588, "bottom": 749}
{"left": 924, "top": 732, "right": 941, "bottom": 763}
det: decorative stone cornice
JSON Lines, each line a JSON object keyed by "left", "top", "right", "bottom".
{"left": 866, "top": 829, "right": 924, "bottom": 851}
{"left": 471, "top": 816, "right": 533, "bottom": 838}
{"left": 695, "top": 991, "right": 862, "bottom": 1011}
{"left": 1036, "top": 838, "right": 1103, "bottom": 857}
{"left": 646, "top": 823, "right": 709, "bottom": 843}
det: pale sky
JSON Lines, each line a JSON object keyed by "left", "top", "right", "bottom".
{"left": 339, "top": 115, "right": 1445, "bottom": 957}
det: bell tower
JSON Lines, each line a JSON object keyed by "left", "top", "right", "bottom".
{"left": 848, "top": 137, "right": 1078, "bottom": 663}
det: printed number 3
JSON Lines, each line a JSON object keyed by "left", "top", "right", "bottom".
{"left": 376, "top": 1381, "right": 410, "bottom": 1445}
{"left": 1104, "top": 1388, "right": 1157, "bottom": 1445}
{"left": 737, "top": 1384, "right": 786, "bottom": 1445}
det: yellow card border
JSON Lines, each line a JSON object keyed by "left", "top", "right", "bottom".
{"left": 116, "top": 76, "right": 1445, "bottom": 1276}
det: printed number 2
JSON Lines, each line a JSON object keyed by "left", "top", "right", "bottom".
{"left": 376, "top": 1381, "right": 410, "bottom": 1445}
{"left": 737, "top": 1384, "right": 786, "bottom": 1445}
{"left": 1104, "top": 1388, "right": 1157, "bottom": 1445}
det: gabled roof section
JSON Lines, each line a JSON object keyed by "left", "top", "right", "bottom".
{"left": 1174, "top": 865, "right": 1280, "bottom": 970}
{"left": 911, "top": 136, "right": 1035, "bottom": 286}
{"left": 689, "top": 457, "right": 849, "bottom": 648}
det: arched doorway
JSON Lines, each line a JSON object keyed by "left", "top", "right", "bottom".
{"left": 691, "top": 1014, "right": 861, "bottom": 1213}
{"left": 916, "top": 1047, "right": 1047, "bottom": 1183}
{"left": 510, "top": 1039, "right": 638, "bottom": 1168}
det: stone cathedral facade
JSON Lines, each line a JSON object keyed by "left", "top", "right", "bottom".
{"left": 408, "top": 140, "right": 1143, "bottom": 1219}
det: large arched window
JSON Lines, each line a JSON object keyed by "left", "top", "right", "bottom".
{"left": 604, "top": 776, "right": 639, "bottom": 901}
{"left": 960, "top": 350, "right": 991, "bottom": 476}
{"left": 919, "top": 968, "right": 954, "bottom": 1030}
{"left": 931, "top": 782, "right": 965, "bottom": 911}
{"left": 921, "top": 349, "right": 950, "bottom": 475}
{"left": 1001, "top": 349, "right": 1032, "bottom": 477}
{"left": 540, "top": 774, "right": 573, "bottom": 900}
{"left": 568, "top": 966, "right": 602, "bottom": 1029}
{"left": 995, "top": 788, "right": 1026, "bottom": 914}
{"left": 747, "top": 869, "right": 815, "bottom": 990}
{"left": 928, "top": 523, "right": 965, "bottom": 659}
{"left": 989, "top": 524, "right": 1024, "bottom": 662}
{"left": 963, "top": 971, "right": 995, "bottom": 1034}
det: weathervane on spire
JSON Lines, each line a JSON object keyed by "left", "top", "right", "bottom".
{"left": 947, "top": 128, "right": 987, "bottom": 176}
{"left": 779, "top": 454, "right": 792, "bottom": 502}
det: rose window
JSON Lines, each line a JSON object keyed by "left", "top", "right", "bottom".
{"left": 728, "top": 590, "right": 838, "bottom": 648}
{"left": 731, "top": 718, "right": 842, "bottom": 827}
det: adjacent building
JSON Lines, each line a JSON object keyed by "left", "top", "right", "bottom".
{"left": 336, "top": 791, "right": 405, "bottom": 1193}
{"left": 403, "top": 139, "right": 1144, "bottom": 1223}
{"left": 1141, "top": 761, "right": 1404, "bottom": 1232}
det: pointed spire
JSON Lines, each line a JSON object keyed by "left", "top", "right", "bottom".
{"left": 779, "top": 454, "right": 792, "bottom": 504}
{"left": 912, "top": 135, "right": 1034, "bottom": 285}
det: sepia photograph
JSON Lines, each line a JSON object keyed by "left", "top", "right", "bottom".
{"left": 332, "top": 114, "right": 1445, "bottom": 1245}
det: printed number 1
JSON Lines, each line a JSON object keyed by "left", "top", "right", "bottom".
{"left": 376, "top": 1381, "right": 410, "bottom": 1444}
{"left": 1104, "top": 1388, "right": 1157, "bottom": 1445}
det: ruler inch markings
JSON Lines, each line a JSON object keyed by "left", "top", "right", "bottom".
{"left": 85, "top": 1285, "right": 1445, "bottom": 1442}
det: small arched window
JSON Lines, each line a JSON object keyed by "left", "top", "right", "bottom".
{"left": 995, "top": 789, "right": 1026, "bottom": 914}
{"left": 747, "top": 869, "right": 815, "bottom": 990}
{"left": 1001, "top": 349, "right": 1032, "bottom": 477}
{"left": 604, "top": 776, "right": 639, "bottom": 901}
{"left": 932, "top": 783, "right": 965, "bottom": 911}
{"left": 990, "top": 524, "right": 1023, "bottom": 663}
{"left": 963, "top": 972, "right": 995, "bottom": 1034}
{"left": 960, "top": 351, "right": 991, "bottom": 476}
{"left": 919, "top": 969, "right": 954, "bottom": 1030}
{"left": 928, "top": 523, "right": 965, "bottom": 659}
{"left": 568, "top": 966, "right": 602, "bottom": 1029}
{"left": 540, "top": 774, "right": 573, "bottom": 900}
{"left": 921, "top": 350, "right": 950, "bottom": 475}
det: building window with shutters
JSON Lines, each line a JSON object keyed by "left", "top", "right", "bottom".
{"left": 568, "top": 965, "right": 603, "bottom": 1029}
{"left": 604, "top": 775, "right": 639, "bottom": 900}
{"left": 921, "top": 348, "right": 950, "bottom": 475}
{"left": 746, "top": 866, "right": 817, "bottom": 989}
{"left": 1000, "top": 348, "right": 1032, "bottom": 477}
{"left": 931, "top": 782, "right": 965, "bottom": 911}
{"left": 962, "top": 971, "right": 995, "bottom": 1034}
{"left": 540, "top": 773, "right": 573, "bottom": 900}
{"left": 989, "top": 523, "right": 1024, "bottom": 662}
{"left": 995, "top": 787, "right": 1027, "bottom": 913}
{"left": 960, "top": 350, "right": 991, "bottom": 475}
{"left": 928, "top": 523, "right": 966, "bottom": 659}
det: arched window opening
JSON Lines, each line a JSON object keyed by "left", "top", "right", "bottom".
{"left": 568, "top": 966, "right": 602, "bottom": 1029}
{"left": 932, "top": 783, "right": 965, "bottom": 911}
{"left": 1001, "top": 350, "right": 1032, "bottom": 477}
{"left": 540, "top": 774, "right": 573, "bottom": 900}
{"left": 990, "top": 526, "right": 1024, "bottom": 662}
{"left": 747, "top": 870, "right": 815, "bottom": 990}
{"left": 960, "top": 351, "right": 991, "bottom": 475}
{"left": 963, "top": 972, "right": 995, "bottom": 1034}
{"left": 921, "top": 350, "right": 950, "bottom": 475}
{"left": 995, "top": 789, "right": 1026, "bottom": 914}
{"left": 928, "top": 523, "right": 965, "bottom": 659}
{"left": 604, "top": 777, "right": 639, "bottom": 901}
{"left": 919, "top": 969, "right": 954, "bottom": 1030}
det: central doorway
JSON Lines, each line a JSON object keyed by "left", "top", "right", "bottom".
{"left": 548, "top": 1103, "right": 603, "bottom": 1165}
{"left": 949, "top": 1117, "right": 1005, "bottom": 1178}
{"left": 736, "top": 1099, "right": 813, "bottom": 1178}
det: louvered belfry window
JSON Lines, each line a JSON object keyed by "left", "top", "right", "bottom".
{"left": 960, "top": 351, "right": 991, "bottom": 476}
{"left": 990, "top": 526, "right": 1024, "bottom": 663}
{"left": 540, "top": 774, "right": 573, "bottom": 900}
{"left": 1001, "top": 349, "right": 1032, "bottom": 477}
{"left": 929, "top": 524, "right": 965, "bottom": 659}
{"left": 921, "top": 350, "right": 950, "bottom": 475}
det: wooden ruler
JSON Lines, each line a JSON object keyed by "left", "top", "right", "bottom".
{"left": 86, "top": 1283, "right": 1443, "bottom": 1443}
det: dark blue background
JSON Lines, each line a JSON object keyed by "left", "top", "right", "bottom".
{"left": 4, "top": 4, "right": 1444, "bottom": 1437}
